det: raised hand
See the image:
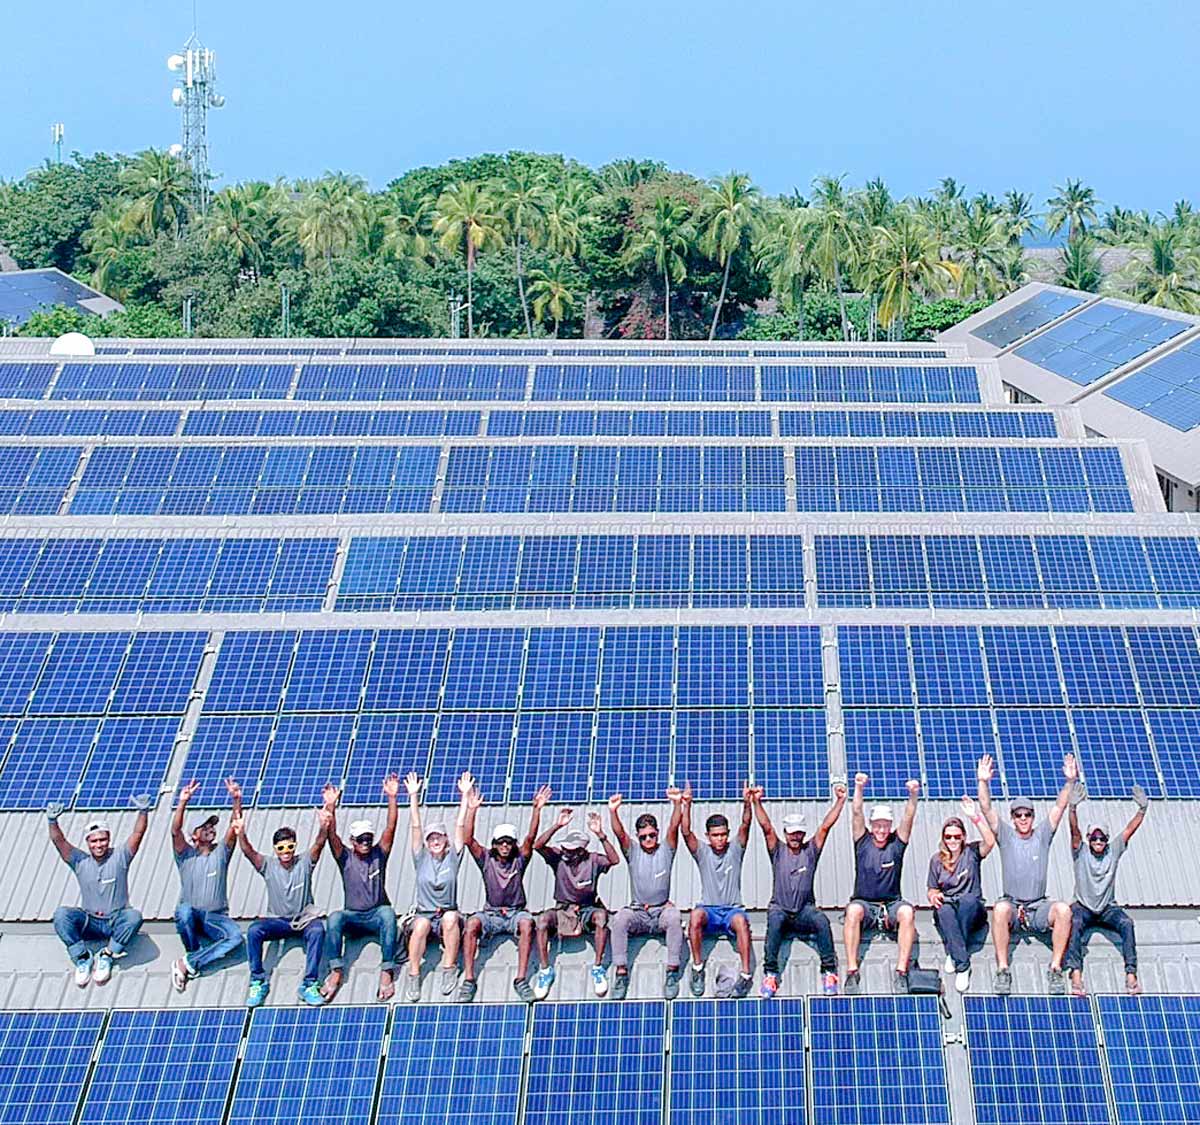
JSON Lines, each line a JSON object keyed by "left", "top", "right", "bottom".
{"left": 854, "top": 772, "right": 869, "bottom": 790}
{"left": 905, "top": 779, "right": 921, "bottom": 799}
{"left": 608, "top": 793, "right": 622, "bottom": 812}
{"left": 457, "top": 770, "right": 475, "bottom": 795}
{"left": 322, "top": 783, "right": 341, "bottom": 809}
{"left": 681, "top": 782, "right": 693, "bottom": 806}
{"left": 318, "top": 807, "right": 334, "bottom": 829}
{"left": 977, "top": 755, "right": 994, "bottom": 783}
{"left": 555, "top": 807, "right": 573, "bottom": 829}
{"left": 178, "top": 779, "right": 200, "bottom": 805}
{"left": 666, "top": 785, "right": 682, "bottom": 804}
{"left": 960, "top": 795, "right": 978, "bottom": 819}
{"left": 224, "top": 777, "right": 242, "bottom": 803}
{"left": 230, "top": 816, "right": 243, "bottom": 836}
{"left": 744, "top": 783, "right": 763, "bottom": 804}
{"left": 46, "top": 800, "right": 65, "bottom": 822}
{"left": 1131, "top": 784, "right": 1149, "bottom": 811}
{"left": 404, "top": 772, "right": 422, "bottom": 798}
{"left": 1063, "top": 754, "right": 1079, "bottom": 782}
{"left": 467, "top": 787, "right": 484, "bottom": 810}
{"left": 1068, "top": 780, "right": 1088, "bottom": 807}
{"left": 533, "top": 785, "right": 552, "bottom": 809}
{"left": 586, "top": 811, "right": 602, "bottom": 836}
{"left": 833, "top": 782, "right": 848, "bottom": 800}
{"left": 130, "top": 793, "right": 151, "bottom": 812}
{"left": 382, "top": 774, "right": 401, "bottom": 799}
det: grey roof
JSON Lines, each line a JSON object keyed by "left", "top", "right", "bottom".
{"left": 0, "top": 268, "right": 122, "bottom": 328}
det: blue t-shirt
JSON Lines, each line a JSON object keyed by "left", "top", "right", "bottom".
{"left": 853, "top": 832, "right": 907, "bottom": 901}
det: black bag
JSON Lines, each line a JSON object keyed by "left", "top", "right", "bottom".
{"left": 906, "top": 966, "right": 942, "bottom": 994}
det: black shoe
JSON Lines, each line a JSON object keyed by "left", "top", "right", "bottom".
{"left": 732, "top": 971, "right": 753, "bottom": 999}
{"left": 612, "top": 971, "right": 629, "bottom": 1000}
{"left": 844, "top": 970, "right": 861, "bottom": 995}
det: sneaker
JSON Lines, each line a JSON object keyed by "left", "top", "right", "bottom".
{"left": 759, "top": 973, "right": 780, "bottom": 1000}
{"left": 1047, "top": 967, "right": 1065, "bottom": 995}
{"left": 612, "top": 971, "right": 630, "bottom": 1001}
{"left": 439, "top": 966, "right": 459, "bottom": 996}
{"left": 457, "top": 978, "right": 478, "bottom": 1004}
{"left": 733, "top": 972, "right": 753, "bottom": 999}
{"left": 843, "top": 970, "right": 861, "bottom": 995}
{"left": 994, "top": 968, "right": 1012, "bottom": 995}
{"left": 73, "top": 956, "right": 92, "bottom": 989}
{"left": 513, "top": 976, "right": 535, "bottom": 1003}
{"left": 171, "top": 957, "right": 191, "bottom": 993}
{"left": 405, "top": 973, "right": 422, "bottom": 1003}
{"left": 893, "top": 971, "right": 910, "bottom": 994}
{"left": 943, "top": 955, "right": 955, "bottom": 976}
{"left": 955, "top": 968, "right": 971, "bottom": 994}
{"left": 298, "top": 981, "right": 325, "bottom": 1006}
{"left": 246, "top": 979, "right": 269, "bottom": 1008}
{"left": 664, "top": 966, "right": 682, "bottom": 1001}
{"left": 532, "top": 968, "right": 555, "bottom": 1001}
{"left": 689, "top": 963, "right": 706, "bottom": 997}
{"left": 92, "top": 951, "right": 113, "bottom": 985}
{"left": 590, "top": 965, "right": 609, "bottom": 997}
{"left": 822, "top": 971, "right": 839, "bottom": 996}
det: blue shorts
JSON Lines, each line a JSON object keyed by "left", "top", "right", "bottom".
{"left": 698, "top": 904, "right": 748, "bottom": 936}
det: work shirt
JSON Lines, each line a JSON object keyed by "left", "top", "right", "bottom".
{"left": 1072, "top": 834, "right": 1129, "bottom": 913}
{"left": 337, "top": 844, "right": 390, "bottom": 912}
{"left": 539, "top": 846, "right": 614, "bottom": 906}
{"left": 66, "top": 843, "right": 134, "bottom": 917}
{"left": 256, "top": 852, "right": 315, "bottom": 918}
{"left": 853, "top": 832, "right": 907, "bottom": 901}
{"left": 926, "top": 842, "right": 983, "bottom": 899}
{"left": 175, "top": 841, "right": 231, "bottom": 913}
{"left": 693, "top": 839, "right": 745, "bottom": 907}
{"left": 768, "top": 838, "right": 822, "bottom": 912}
{"left": 475, "top": 850, "right": 529, "bottom": 910}
{"left": 413, "top": 845, "right": 461, "bottom": 912}
{"left": 996, "top": 819, "right": 1055, "bottom": 902}
{"left": 625, "top": 841, "right": 675, "bottom": 907}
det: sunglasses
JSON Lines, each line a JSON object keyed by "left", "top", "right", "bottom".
{"left": 274, "top": 841, "right": 297, "bottom": 854}
{"left": 1089, "top": 833, "right": 1108, "bottom": 843}
{"left": 1013, "top": 810, "right": 1034, "bottom": 818}
{"left": 637, "top": 830, "right": 658, "bottom": 841}
{"left": 943, "top": 832, "right": 964, "bottom": 840}
{"left": 353, "top": 834, "right": 374, "bottom": 845}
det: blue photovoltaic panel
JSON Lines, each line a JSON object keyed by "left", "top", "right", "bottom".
{"left": 180, "top": 716, "right": 273, "bottom": 807}
{"left": 257, "top": 714, "right": 355, "bottom": 806}
{"left": 995, "top": 710, "right": 1074, "bottom": 798}
{"left": 599, "top": 627, "right": 674, "bottom": 708}
{"left": 815, "top": 536, "right": 870, "bottom": 607}
{"left": 970, "top": 290, "right": 1087, "bottom": 347}
{"left": 343, "top": 713, "right": 436, "bottom": 804}
{"left": 670, "top": 1000, "right": 806, "bottom": 1125}
{"left": 1105, "top": 339, "right": 1200, "bottom": 432}
{"left": 592, "top": 711, "right": 671, "bottom": 801}
{"left": 810, "top": 997, "right": 950, "bottom": 1125}
{"left": 838, "top": 626, "right": 911, "bottom": 706}
{"left": 1148, "top": 710, "right": 1200, "bottom": 798}
{"left": 1145, "top": 538, "right": 1200, "bottom": 608}
{"left": 1071, "top": 709, "right": 1160, "bottom": 798}
{"left": 509, "top": 711, "right": 593, "bottom": 803}
{"left": 674, "top": 710, "right": 749, "bottom": 799}
{"left": 377, "top": 1005, "right": 525, "bottom": 1125}
{"left": 677, "top": 627, "right": 748, "bottom": 707}
{"left": 1127, "top": 627, "right": 1200, "bottom": 705}
{"left": 965, "top": 997, "right": 1109, "bottom": 1125}
{"left": 1056, "top": 625, "right": 1138, "bottom": 705}
{"left": 109, "top": 632, "right": 206, "bottom": 714}
{"left": 522, "top": 628, "right": 600, "bottom": 709}
{"left": 751, "top": 626, "right": 823, "bottom": 707}
{"left": 526, "top": 1002, "right": 664, "bottom": 1125}
{"left": 282, "top": 630, "right": 372, "bottom": 712}
{"left": 363, "top": 630, "right": 450, "bottom": 711}
{"left": 0, "top": 632, "right": 52, "bottom": 714}
{"left": 0, "top": 1010, "right": 105, "bottom": 1124}
{"left": 1098, "top": 994, "right": 1200, "bottom": 1125}
{"left": 78, "top": 1008, "right": 243, "bottom": 1125}
{"left": 75, "top": 716, "right": 180, "bottom": 808}
{"left": 204, "top": 631, "right": 295, "bottom": 713}
{"left": 921, "top": 709, "right": 996, "bottom": 800}
{"left": 427, "top": 712, "right": 514, "bottom": 804}
{"left": 228, "top": 1006, "right": 387, "bottom": 1125}
{"left": 842, "top": 710, "right": 921, "bottom": 797}
{"left": 442, "top": 629, "right": 525, "bottom": 710}
{"left": 754, "top": 709, "right": 827, "bottom": 799}
{"left": 29, "top": 631, "right": 130, "bottom": 715}
{"left": 983, "top": 627, "right": 1063, "bottom": 705}
{"left": 910, "top": 626, "right": 987, "bottom": 706}
{"left": 748, "top": 536, "right": 806, "bottom": 607}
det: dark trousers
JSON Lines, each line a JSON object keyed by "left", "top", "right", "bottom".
{"left": 933, "top": 894, "right": 987, "bottom": 972}
{"left": 174, "top": 904, "right": 243, "bottom": 973}
{"left": 1065, "top": 903, "right": 1137, "bottom": 974}
{"left": 764, "top": 905, "right": 837, "bottom": 974}
{"left": 247, "top": 916, "right": 324, "bottom": 985}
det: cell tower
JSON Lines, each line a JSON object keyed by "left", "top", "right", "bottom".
{"left": 167, "top": 33, "right": 225, "bottom": 213}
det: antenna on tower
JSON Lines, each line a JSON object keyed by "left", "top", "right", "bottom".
{"left": 167, "top": 12, "right": 225, "bottom": 214}
{"left": 50, "top": 123, "right": 64, "bottom": 165}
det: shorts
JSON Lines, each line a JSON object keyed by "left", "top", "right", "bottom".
{"left": 474, "top": 908, "right": 533, "bottom": 939}
{"left": 1005, "top": 897, "right": 1054, "bottom": 935}
{"left": 539, "top": 903, "right": 607, "bottom": 938}
{"left": 404, "top": 909, "right": 457, "bottom": 940}
{"left": 697, "top": 904, "right": 748, "bottom": 936}
{"left": 851, "top": 898, "right": 910, "bottom": 935}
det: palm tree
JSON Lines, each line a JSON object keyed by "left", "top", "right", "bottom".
{"left": 82, "top": 201, "right": 134, "bottom": 297}
{"left": 282, "top": 174, "right": 366, "bottom": 273}
{"left": 1055, "top": 233, "right": 1102, "bottom": 292}
{"left": 755, "top": 204, "right": 814, "bottom": 330}
{"left": 433, "top": 181, "right": 504, "bottom": 337}
{"left": 529, "top": 261, "right": 576, "bottom": 336}
{"left": 1000, "top": 190, "right": 1035, "bottom": 245}
{"left": 599, "top": 158, "right": 668, "bottom": 191}
{"left": 856, "top": 178, "right": 894, "bottom": 228}
{"left": 497, "top": 166, "right": 550, "bottom": 336}
{"left": 805, "top": 175, "right": 861, "bottom": 340}
{"left": 624, "top": 195, "right": 694, "bottom": 339}
{"left": 120, "top": 149, "right": 192, "bottom": 239}
{"left": 956, "top": 202, "right": 1011, "bottom": 299}
{"left": 383, "top": 186, "right": 434, "bottom": 265}
{"left": 700, "top": 172, "right": 761, "bottom": 339}
{"left": 544, "top": 179, "right": 589, "bottom": 259}
{"left": 1112, "top": 229, "right": 1200, "bottom": 313}
{"left": 1094, "top": 205, "right": 1148, "bottom": 246}
{"left": 870, "top": 213, "right": 961, "bottom": 331}
{"left": 1045, "top": 179, "right": 1100, "bottom": 242}
{"left": 206, "top": 182, "right": 274, "bottom": 280}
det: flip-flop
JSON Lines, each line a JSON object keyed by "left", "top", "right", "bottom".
{"left": 378, "top": 972, "right": 396, "bottom": 1002}
{"left": 1126, "top": 978, "right": 1142, "bottom": 996}
{"left": 320, "top": 976, "right": 343, "bottom": 1003}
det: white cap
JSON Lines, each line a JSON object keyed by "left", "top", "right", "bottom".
{"left": 558, "top": 828, "right": 590, "bottom": 850}
{"left": 781, "top": 814, "right": 807, "bottom": 834}
{"left": 83, "top": 820, "right": 111, "bottom": 839}
{"left": 424, "top": 822, "right": 448, "bottom": 840}
{"left": 491, "top": 823, "right": 519, "bottom": 844}
{"left": 868, "top": 805, "right": 895, "bottom": 825}
{"left": 348, "top": 820, "right": 374, "bottom": 838}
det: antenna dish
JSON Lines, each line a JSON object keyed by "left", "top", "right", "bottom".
{"left": 171, "top": 89, "right": 185, "bottom": 106}
{"left": 49, "top": 332, "right": 96, "bottom": 358}
{"left": 168, "top": 143, "right": 184, "bottom": 158}
{"left": 167, "top": 53, "right": 185, "bottom": 71}
{"left": 209, "top": 93, "right": 225, "bottom": 108}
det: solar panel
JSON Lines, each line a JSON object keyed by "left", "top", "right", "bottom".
{"left": 427, "top": 712, "right": 514, "bottom": 804}
{"left": 180, "top": 716, "right": 274, "bottom": 806}
{"left": 592, "top": 711, "right": 671, "bottom": 801}
{"left": 0, "top": 1010, "right": 104, "bottom": 1124}
{"left": 526, "top": 1002, "right": 665, "bottom": 1125}
{"left": 1148, "top": 710, "right": 1200, "bottom": 798}
{"left": 971, "top": 290, "right": 1087, "bottom": 348}
{"left": 995, "top": 710, "right": 1074, "bottom": 798}
{"left": 842, "top": 709, "right": 921, "bottom": 797}
{"left": 204, "top": 631, "right": 295, "bottom": 714}
{"left": 670, "top": 999, "right": 806, "bottom": 1125}
{"left": 677, "top": 626, "right": 748, "bottom": 707}
{"left": 600, "top": 627, "right": 674, "bottom": 709}
{"left": 674, "top": 710, "right": 749, "bottom": 798}
{"left": 510, "top": 711, "right": 593, "bottom": 802}
{"left": 1071, "top": 709, "right": 1159, "bottom": 798}
{"left": 378, "top": 1005, "right": 525, "bottom": 1125}
{"left": 1104, "top": 338, "right": 1200, "bottom": 432}
{"left": 282, "top": 630, "right": 372, "bottom": 713}
{"left": 75, "top": 716, "right": 180, "bottom": 807}
{"left": 964, "top": 996, "right": 1109, "bottom": 1125}
{"left": 752, "top": 626, "right": 823, "bottom": 707}
{"left": 257, "top": 714, "right": 355, "bottom": 806}
{"left": 983, "top": 627, "right": 1063, "bottom": 706}
{"left": 0, "top": 632, "right": 52, "bottom": 714}
{"left": 1056, "top": 626, "right": 1138, "bottom": 705}
{"left": 810, "top": 996, "right": 950, "bottom": 1124}
{"left": 29, "top": 631, "right": 129, "bottom": 715}
{"left": 227, "top": 1006, "right": 387, "bottom": 1125}
{"left": 838, "top": 626, "right": 911, "bottom": 706}
{"left": 78, "top": 1008, "right": 244, "bottom": 1125}
{"left": 443, "top": 629, "right": 525, "bottom": 710}
{"left": 921, "top": 708, "right": 996, "bottom": 799}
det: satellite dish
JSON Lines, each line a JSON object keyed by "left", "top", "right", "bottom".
{"left": 167, "top": 53, "right": 185, "bottom": 71}
{"left": 49, "top": 332, "right": 96, "bottom": 357}
{"left": 171, "top": 89, "right": 185, "bottom": 106}
{"left": 209, "top": 93, "right": 226, "bottom": 108}
{"left": 168, "top": 144, "right": 184, "bottom": 158}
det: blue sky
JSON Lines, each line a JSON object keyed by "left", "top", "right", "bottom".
{"left": 3, "top": 0, "right": 1198, "bottom": 213}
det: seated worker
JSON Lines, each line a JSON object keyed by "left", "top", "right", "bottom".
{"left": 170, "top": 778, "right": 245, "bottom": 992}
{"left": 608, "top": 787, "right": 685, "bottom": 1000}
{"left": 532, "top": 808, "right": 618, "bottom": 1000}
{"left": 978, "top": 752, "right": 1076, "bottom": 995}
{"left": 319, "top": 777, "right": 400, "bottom": 1003}
{"left": 844, "top": 773, "right": 920, "bottom": 995}
{"left": 683, "top": 783, "right": 754, "bottom": 999}
{"left": 236, "top": 795, "right": 331, "bottom": 1008}
{"left": 927, "top": 793, "right": 996, "bottom": 993}
{"left": 401, "top": 769, "right": 474, "bottom": 1002}
{"left": 1065, "top": 782, "right": 1147, "bottom": 997}
{"left": 457, "top": 784, "right": 550, "bottom": 1003}
{"left": 48, "top": 794, "right": 150, "bottom": 987}
{"left": 753, "top": 783, "right": 847, "bottom": 998}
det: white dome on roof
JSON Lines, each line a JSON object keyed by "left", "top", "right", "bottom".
{"left": 48, "top": 331, "right": 95, "bottom": 356}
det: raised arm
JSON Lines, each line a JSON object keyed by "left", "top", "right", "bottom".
{"left": 680, "top": 782, "right": 699, "bottom": 854}
{"left": 1124, "top": 784, "right": 1148, "bottom": 843}
{"left": 405, "top": 772, "right": 424, "bottom": 856}
{"left": 851, "top": 772, "right": 868, "bottom": 841}
{"left": 453, "top": 771, "right": 473, "bottom": 852}
{"left": 751, "top": 787, "right": 776, "bottom": 852}
{"left": 46, "top": 802, "right": 74, "bottom": 863}
{"left": 235, "top": 808, "right": 264, "bottom": 870}
{"left": 588, "top": 811, "right": 619, "bottom": 867}
{"left": 664, "top": 785, "right": 684, "bottom": 850}
{"left": 463, "top": 785, "right": 486, "bottom": 861}
{"left": 380, "top": 774, "right": 400, "bottom": 855}
{"left": 311, "top": 806, "right": 332, "bottom": 863}
{"left": 814, "top": 782, "right": 848, "bottom": 850}
{"left": 127, "top": 794, "right": 151, "bottom": 856}
{"left": 738, "top": 784, "right": 756, "bottom": 848}
{"left": 522, "top": 785, "right": 551, "bottom": 859}
{"left": 1047, "top": 754, "right": 1078, "bottom": 833}
{"left": 961, "top": 795, "right": 996, "bottom": 857}
{"left": 1068, "top": 781, "right": 1085, "bottom": 851}
{"left": 223, "top": 777, "right": 242, "bottom": 850}
{"left": 322, "top": 783, "right": 343, "bottom": 862}
{"left": 536, "top": 806, "right": 571, "bottom": 854}
{"left": 172, "top": 779, "right": 200, "bottom": 855}
{"left": 608, "top": 793, "right": 630, "bottom": 854}
{"left": 977, "top": 754, "right": 999, "bottom": 833}
{"left": 896, "top": 780, "right": 920, "bottom": 844}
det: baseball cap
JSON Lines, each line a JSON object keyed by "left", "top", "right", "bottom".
{"left": 559, "top": 828, "right": 589, "bottom": 850}
{"left": 191, "top": 814, "right": 219, "bottom": 833}
{"left": 491, "top": 823, "right": 519, "bottom": 844}
{"left": 781, "top": 814, "right": 807, "bottom": 834}
{"left": 83, "top": 820, "right": 111, "bottom": 839}
{"left": 424, "top": 822, "right": 448, "bottom": 840}
{"left": 868, "top": 805, "right": 894, "bottom": 824}
{"left": 1087, "top": 821, "right": 1111, "bottom": 840}
{"left": 348, "top": 819, "right": 374, "bottom": 839}
{"left": 1010, "top": 797, "right": 1036, "bottom": 814}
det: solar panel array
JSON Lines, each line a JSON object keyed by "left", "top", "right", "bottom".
{"left": 0, "top": 269, "right": 111, "bottom": 328}
{"left": 969, "top": 289, "right": 1087, "bottom": 348}
{"left": 1105, "top": 337, "right": 1200, "bottom": 431}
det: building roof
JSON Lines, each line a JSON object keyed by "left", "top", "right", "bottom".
{"left": 0, "top": 268, "right": 122, "bottom": 329}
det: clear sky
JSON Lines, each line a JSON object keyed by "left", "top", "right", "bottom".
{"left": 3, "top": 0, "right": 1197, "bottom": 213}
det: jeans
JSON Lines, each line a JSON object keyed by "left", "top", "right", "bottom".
{"left": 1065, "top": 903, "right": 1137, "bottom": 974}
{"left": 933, "top": 895, "right": 987, "bottom": 972}
{"left": 324, "top": 905, "right": 398, "bottom": 971}
{"left": 174, "top": 904, "right": 244, "bottom": 973}
{"left": 764, "top": 905, "right": 837, "bottom": 974}
{"left": 611, "top": 904, "right": 684, "bottom": 969}
{"left": 53, "top": 906, "right": 143, "bottom": 964}
{"left": 247, "top": 916, "right": 324, "bottom": 985}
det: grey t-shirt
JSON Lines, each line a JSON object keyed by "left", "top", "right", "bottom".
{"left": 539, "top": 847, "right": 614, "bottom": 907}
{"left": 175, "top": 842, "right": 231, "bottom": 913}
{"left": 1072, "top": 834, "right": 1128, "bottom": 913}
{"left": 67, "top": 843, "right": 134, "bottom": 916}
{"left": 996, "top": 819, "right": 1056, "bottom": 902}
{"left": 769, "top": 838, "right": 822, "bottom": 912}
{"left": 624, "top": 841, "right": 675, "bottom": 907}
{"left": 336, "top": 844, "right": 389, "bottom": 912}
{"left": 474, "top": 850, "right": 529, "bottom": 910}
{"left": 257, "top": 852, "right": 315, "bottom": 919}
{"left": 693, "top": 839, "right": 745, "bottom": 907}
{"left": 927, "top": 842, "right": 983, "bottom": 899}
{"left": 414, "top": 845, "right": 461, "bottom": 912}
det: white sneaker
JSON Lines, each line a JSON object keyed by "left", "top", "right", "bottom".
{"left": 955, "top": 967, "right": 971, "bottom": 993}
{"left": 943, "top": 955, "right": 955, "bottom": 975}
{"left": 171, "top": 957, "right": 191, "bottom": 993}
{"left": 74, "top": 957, "right": 92, "bottom": 988}
{"left": 92, "top": 951, "right": 112, "bottom": 985}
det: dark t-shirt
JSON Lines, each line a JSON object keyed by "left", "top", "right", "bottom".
{"left": 336, "top": 844, "right": 390, "bottom": 912}
{"left": 539, "top": 847, "right": 614, "bottom": 907}
{"left": 768, "top": 838, "right": 822, "bottom": 912}
{"left": 474, "top": 850, "right": 529, "bottom": 910}
{"left": 926, "top": 841, "right": 983, "bottom": 899}
{"left": 853, "top": 832, "right": 907, "bottom": 902}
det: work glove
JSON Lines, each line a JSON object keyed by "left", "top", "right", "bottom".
{"left": 1131, "top": 784, "right": 1149, "bottom": 811}
{"left": 130, "top": 793, "right": 152, "bottom": 813}
{"left": 1068, "top": 780, "right": 1088, "bottom": 807}
{"left": 46, "top": 800, "right": 65, "bottom": 823}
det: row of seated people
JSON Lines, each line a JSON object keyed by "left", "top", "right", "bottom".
{"left": 46, "top": 753, "right": 1144, "bottom": 1005}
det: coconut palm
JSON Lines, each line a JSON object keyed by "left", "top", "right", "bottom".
{"left": 755, "top": 204, "right": 815, "bottom": 327}
{"left": 544, "top": 178, "right": 590, "bottom": 259}
{"left": 497, "top": 166, "right": 551, "bottom": 336}
{"left": 870, "top": 212, "right": 961, "bottom": 330}
{"left": 956, "top": 202, "right": 1011, "bottom": 299}
{"left": 120, "top": 149, "right": 192, "bottom": 239}
{"left": 1112, "top": 230, "right": 1200, "bottom": 313}
{"left": 856, "top": 178, "right": 895, "bottom": 228}
{"left": 1055, "top": 233, "right": 1102, "bottom": 292}
{"left": 383, "top": 187, "right": 434, "bottom": 265}
{"left": 433, "top": 181, "right": 504, "bottom": 337}
{"left": 805, "top": 174, "right": 861, "bottom": 340}
{"left": 529, "top": 261, "right": 576, "bottom": 336}
{"left": 82, "top": 201, "right": 135, "bottom": 297}
{"left": 624, "top": 195, "right": 694, "bottom": 340}
{"left": 1094, "top": 206, "right": 1148, "bottom": 246}
{"left": 1045, "top": 179, "right": 1100, "bottom": 241}
{"left": 1000, "top": 190, "right": 1036, "bottom": 245}
{"left": 206, "top": 182, "right": 275, "bottom": 280}
{"left": 282, "top": 174, "right": 366, "bottom": 273}
{"left": 700, "top": 172, "right": 761, "bottom": 339}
